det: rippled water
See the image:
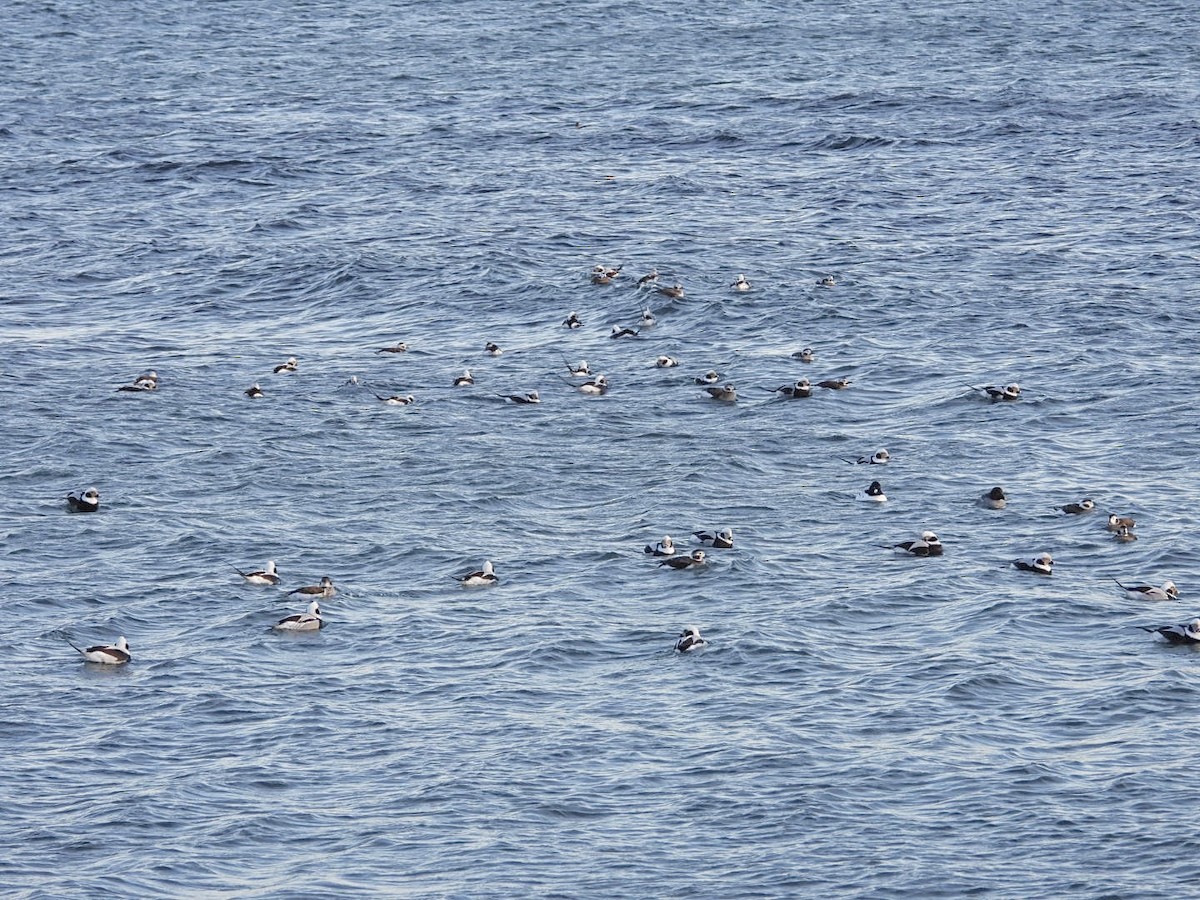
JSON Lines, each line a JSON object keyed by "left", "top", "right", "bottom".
{"left": 4, "top": 0, "right": 1200, "bottom": 895}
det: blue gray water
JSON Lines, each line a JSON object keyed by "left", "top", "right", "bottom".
{"left": 4, "top": 0, "right": 1200, "bottom": 895}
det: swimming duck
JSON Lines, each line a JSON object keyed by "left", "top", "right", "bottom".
{"left": 66, "top": 487, "right": 100, "bottom": 513}
{"left": 67, "top": 635, "right": 131, "bottom": 664}
{"left": 1113, "top": 525, "right": 1138, "bottom": 543}
{"left": 639, "top": 309, "right": 657, "bottom": 327}
{"left": 235, "top": 560, "right": 281, "bottom": 586}
{"left": 979, "top": 487, "right": 1007, "bottom": 509}
{"left": 791, "top": 348, "right": 816, "bottom": 362}
{"left": 731, "top": 274, "right": 751, "bottom": 292}
{"left": 644, "top": 535, "right": 676, "bottom": 557}
{"left": 376, "top": 342, "right": 408, "bottom": 354}
{"left": 655, "top": 355, "right": 679, "bottom": 368}
{"left": 579, "top": 375, "right": 609, "bottom": 395}
{"left": 675, "top": 626, "right": 707, "bottom": 652}
{"left": 1114, "top": 579, "right": 1179, "bottom": 601}
{"left": 980, "top": 383, "right": 1020, "bottom": 400}
{"left": 694, "top": 528, "right": 734, "bottom": 549}
{"left": 376, "top": 393, "right": 416, "bottom": 405}
{"left": 893, "top": 531, "right": 943, "bottom": 557}
{"left": 817, "top": 377, "right": 852, "bottom": 390}
{"left": 638, "top": 269, "right": 659, "bottom": 285}
{"left": 695, "top": 370, "right": 721, "bottom": 385}
{"left": 657, "top": 283, "right": 685, "bottom": 299}
{"left": 458, "top": 560, "right": 498, "bottom": 587}
{"left": 1056, "top": 499, "right": 1095, "bottom": 515}
{"left": 858, "top": 449, "right": 890, "bottom": 465}
{"left": 1145, "top": 618, "right": 1200, "bottom": 645}
{"left": 610, "top": 325, "right": 640, "bottom": 339}
{"left": 485, "top": 342, "right": 503, "bottom": 356}
{"left": 244, "top": 383, "right": 264, "bottom": 398}
{"left": 766, "top": 379, "right": 812, "bottom": 398}
{"left": 861, "top": 481, "right": 887, "bottom": 502}
{"left": 817, "top": 275, "right": 836, "bottom": 287}
{"left": 1107, "top": 514, "right": 1136, "bottom": 532}
{"left": 273, "top": 357, "right": 298, "bottom": 374}
{"left": 566, "top": 359, "right": 590, "bottom": 377}
{"left": 274, "top": 601, "right": 323, "bottom": 631}
{"left": 659, "top": 549, "right": 706, "bottom": 570}
{"left": 704, "top": 383, "right": 737, "bottom": 402}
{"left": 563, "top": 312, "right": 582, "bottom": 329}
{"left": 453, "top": 369, "right": 475, "bottom": 387}
{"left": 1013, "top": 553, "right": 1053, "bottom": 575}
{"left": 288, "top": 576, "right": 336, "bottom": 599}
{"left": 116, "top": 370, "right": 159, "bottom": 392}
{"left": 503, "top": 391, "right": 540, "bottom": 404}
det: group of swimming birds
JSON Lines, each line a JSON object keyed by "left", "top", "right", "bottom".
{"left": 66, "top": 263, "right": 1192, "bottom": 661}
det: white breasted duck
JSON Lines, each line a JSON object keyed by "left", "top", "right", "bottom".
{"left": 610, "top": 324, "right": 640, "bottom": 339}
{"left": 1114, "top": 579, "right": 1179, "bottom": 601}
{"left": 660, "top": 549, "right": 706, "bottom": 570}
{"left": 791, "top": 348, "right": 816, "bottom": 362}
{"left": 116, "top": 370, "right": 159, "bottom": 392}
{"left": 563, "top": 312, "right": 582, "bottom": 329}
{"left": 655, "top": 355, "right": 679, "bottom": 368}
{"left": 1107, "top": 514, "right": 1136, "bottom": 532}
{"left": 637, "top": 268, "right": 659, "bottom": 285}
{"left": 858, "top": 449, "right": 890, "bottom": 465}
{"left": 656, "top": 283, "right": 685, "bottom": 299}
{"left": 503, "top": 390, "right": 540, "bottom": 404}
{"left": 644, "top": 535, "right": 677, "bottom": 557}
{"left": 675, "top": 626, "right": 707, "bottom": 652}
{"left": 274, "top": 601, "right": 323, "bottom": 631}
{"left": 67, "top": 635, "right": 131, "bottom": 665}
{"left": 376, "top": 393, "right": 416, "bottom": 405}
{"left": 566, "top": 359, "right": 590, "bottom": 377}
{"left": 579, "top": 375, "right": 609, "bottom": 395}
{"left": 817, "top": 275, "right": 836, "bottom": 287}
{"left": 273, "top": 357, "right": 298, "bottom": 374}
{"left": 861, "top": 481, "right": 887, "bottom": 502}
{"left": 980, "top": 383, "right": 1020, "bottom": 400}
{"left": 979, "top": 487, "right": 1007, "bottom": 509}
{"left": 893, "top": 531, "right": 943, "bottom": 557}
{"left": 288, "top": 576, "right": 336, "bottom": 599}
{"left": 1113, "top": 525, "right": 1138, "bottom": 543}
{"left": 731, "top": 274, "right": 751, "bottom": 292}
{"left": 767, "top": 379, "right": 812, "bottom": 398}
{"left": 236, "top": 560, "right": 281, "bottom": 586}
{"left": 1145, "top": 618, "right": 1200, "bottom": 645}
{"left": 1013, "top": 553, "right": 1053, "bottom": 575}
{"left": 245, "top": 383, "right": 264, "bottom": 398}
{"left": 453, "top": 369, "right": 475, "bottom": 387}
{"left": 66, "top": 487, "right": 101, "bottom": 513}
{"left": 639, "top": 309, "right": 657, "bottom": 327}
{"left": 695, "top": 370, "right": 721, "bottom": 385}
{"left": 694, "top": 528, "right": 734, "bottom": 549}
{"left": 817, "top": 377, "right": 852, "bottom": 390}
{"left": 485, "top": 342, "right": 503, "bottom": 356}
{"left": 1056, "top": 499, "right": 1095, "bottom": 515}
{"left": 458, "top": 560, "right": 498, "bottom": 587}
{"left": 376, "top": 341, "right": 409, "bottom": 354}
{"left": 704, "top": 383, "right": 737, "bottom": 402}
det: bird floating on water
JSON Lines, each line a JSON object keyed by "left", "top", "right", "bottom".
{"left": 675, "top": 626, "right": 707, "bottom": 652}
{"left": 1114, "top": 578, "right": 1179, "bottom": 601}
{"left": 65, "top": 635, "right": 131, "bottom": 664}
{"left": 236, "top": 560, "right": 281, "bottom": 585}
{"left": 288, "top": 576, "right": 336, "bottom": 599}
{"left": 458, "top": 560, "right": 498, "bottom": 587}
{"left": 979, "top": 487, "right": 1007, "bottom": 509}
{"left": 66, "top": 487, "right": 100, "bottom": 513}
{"left": 694, "top": 528, "right": 734, "bottom": 549}
{"left": 1013, "top": 553, "right": 1053, "bottom": 575}
{"left": 644, "top": 535, "right": 676, "bottom": 557}
{"left": 660, "top": 549, "right": 706, "bottom": 570}
{"left": 274, "top": 601, "right": 323, "bottom": 631}
{"left": 273, "top": 357, "right": 298, "bottom": 375}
